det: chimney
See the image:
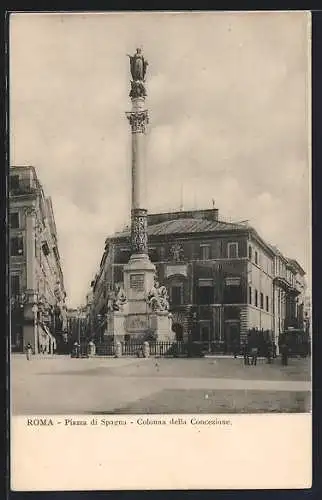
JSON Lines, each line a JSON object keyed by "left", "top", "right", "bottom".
{"left": 192, "top": 208, "right": 219, "bottom": 221}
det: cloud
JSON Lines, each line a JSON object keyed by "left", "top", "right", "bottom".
{"left": 10, "top": 12, "right": 311, "bottom": 304}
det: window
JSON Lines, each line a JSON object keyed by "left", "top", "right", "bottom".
{"left": 10, "top": 212, "right": 19, "bottom": 229}
{"left": 42, "top": 241, "right": 50, "bottom": 256}
{"left": 255, "top": 251, "right": 258, "bottom": 265}
{"left": 224, "top": 278, "right": 243, "bottom": 304}
{"left": 11, "top": 275, "right": 20, "bottom": 295}
{"left": 117, "top": 248, "right": 131, "bottom": 264}
{"left": 53, "top": 246, "right": 59, "bottom": 261}
{"left": 196, "top": 279, "right": 214, "bottom": 305}
{"left": 200, "top": 322, "right": 211, "bottom": 342}
{"left": 249, "top": 286, "right": 252, "bottom": 304}
{"left": 10, "top": 175, "right": 20, "bottom": 190}
{"left": 225, "top": 277, "right": 241, "bottom": 286}
{"left": 148, "top": 247, "right": 158, "bottom": 263}
{"left": 266, "top": 296, "right": 269, "bottom": 312}
{"left": 10, "top": 236, "right": 23, "bottom": 256}
{"left": 255, "top": 289, "right": 258, "bottom": 307}
{"left": 228, "top": 242, "right": 238, "bottom": 259}
{"left": 248, "top": 245, "right": 252, "bottom": 260}
{"left": 170, "top": 285, "right": 183, "bottom": 306}
{"left": 113, "top": 266, "right": 124, "bottom": 284}
{"left": 200, "top": 245, "right": 211, "bottom": 260}
{"left": 260, "top": 292, "right": 264, "bottom": 309}
{"left": 159, "top": 246, "right": 165, "bottom": 261}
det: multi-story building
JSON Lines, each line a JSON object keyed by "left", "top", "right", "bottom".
{"left": 66, "top": 307, "right": 88, "bottom": 344}
{"left": 286, "top": 258, "right": 306, "bottom": 327}
{"left": 89, "top": 208, "right": 308, "bottom": 352}
{"left": 91, "top": 244, "right": 115, "bottom": 341}
{"left": 303, "top": 294, "right": 312, "bottom": 336}
{"left": 9, "top": 165, "right": 67, "bottom": 353}
{"left": 271, "top": 246, "right": 307, "bottom": 350}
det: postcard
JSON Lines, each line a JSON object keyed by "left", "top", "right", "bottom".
{"left": 9, "top": 10, "right": 312, "bottom": 491}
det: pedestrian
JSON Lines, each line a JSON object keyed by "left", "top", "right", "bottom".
{"left": 242, "top": 341, "right": 249, "bottom": 366}
{"left": 267, "top": 341, "right": 273, "bottom": 364}
{"left": 233, "top": 340, "right": 239, "bottom": 359}
{"left": 272, "top": 342, "right": 277, "bottom": 359}
{"left": 281, "top": 343, "right": 288, "bottom": 366}
{"left": 72, "top": 341, "right": 80, "bottom": 358}
{"left": 25, "top": 342, "right": 33, "bottom": 361}
{"left": 250, "top": 346, "right": 258, "bottom": 366}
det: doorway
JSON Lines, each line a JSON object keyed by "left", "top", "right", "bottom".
{"left": 199, "top": 321, "right": 211, "bottom": 342}
{"left": 172, "top": 323, "right": 184, "bottom": 341}
{"left": 224, "top": 321, "right": 240, "bottom": 353}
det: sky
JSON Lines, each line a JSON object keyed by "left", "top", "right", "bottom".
{"left": 9, "top": 11, "right": 311, "bottom": 307}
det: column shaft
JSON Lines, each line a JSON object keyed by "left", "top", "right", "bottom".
{"left": 126, "top": 99, "right": 149, "bottom": 257}
{"left": 131, "top": 208, "right": 148, "bottom": 255}
{"left": 132, "top": 131, "right": 146, "bottom": 210}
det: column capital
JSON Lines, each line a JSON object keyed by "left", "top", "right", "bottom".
{"left": 126, "top": 110, "right": 149, "bottom": 134}
{"left": 131, "top": 208, "right": 148, "bottom": 218}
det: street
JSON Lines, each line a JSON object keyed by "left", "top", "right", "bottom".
{"left": 11, "top": 355, "right": 311, "bottom": 415}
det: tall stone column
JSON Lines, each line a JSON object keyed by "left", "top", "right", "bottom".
{"left": 127, "top": 97, "right": 149, "bottom": 256}
{"left": 123, "top": 48, "right": 156, "bottom": 334}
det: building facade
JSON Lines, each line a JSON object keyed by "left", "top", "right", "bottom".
{"left": 303, "top": 294, "right": 312, "bottom": 337}
{"left": 89, "top": 208, "right": 308, "bottom": 352}
{"left": 91, "top": 243, "right": 115, "bottom": 341}
{"left": 272, "top": 247, "right": 307, "bottom": 351}
{"left": 9, "top": 165, "right": 67, "bottom": 353}
{"left": 66, "top": 307, "right": 88, "bottom": 345}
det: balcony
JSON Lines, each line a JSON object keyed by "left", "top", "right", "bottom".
{"left": 273, "top": 276, "right": 300, "bottom": 296}
{"left": 9, "top": 178, "right": 40, "bottom": 197}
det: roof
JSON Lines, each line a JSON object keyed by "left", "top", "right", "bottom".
{"left": 269, "top": 245, "right": 288, "bottom": 260}
{"left": 269, "top": 246, "right": 305, "bottom": 275}
{"left": 287, "top": 258, "right": 306, "bottom": 276}
{"left": 112, "top": 218, "right": 247, "bottom": 239}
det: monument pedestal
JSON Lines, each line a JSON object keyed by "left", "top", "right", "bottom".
{"left": 107, "top": 253, "right": 174, "bottom": 343}
{"left": 107, "top": 253, "right": 155, "bottom": 342}
{"left": 123, "top": 253, "right": 155, "bottom": 340}
{"left": 124, "top": 254, "right": 155, "bottom": 300}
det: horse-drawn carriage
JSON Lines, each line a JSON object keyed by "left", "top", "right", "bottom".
{"left": 278, "top": 329, "right": 310, "bottom": 357}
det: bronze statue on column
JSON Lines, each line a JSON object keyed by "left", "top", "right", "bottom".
{"left": 127, "top": 48, "right": 149, "bottom": 98}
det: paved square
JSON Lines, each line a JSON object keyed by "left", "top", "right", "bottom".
{"left": 11, "top": 355, "right": 311, "bottom": 415}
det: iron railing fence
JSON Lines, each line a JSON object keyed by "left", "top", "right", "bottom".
{"left": 90, "top": 340, "right": 229, "bottom": 357}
